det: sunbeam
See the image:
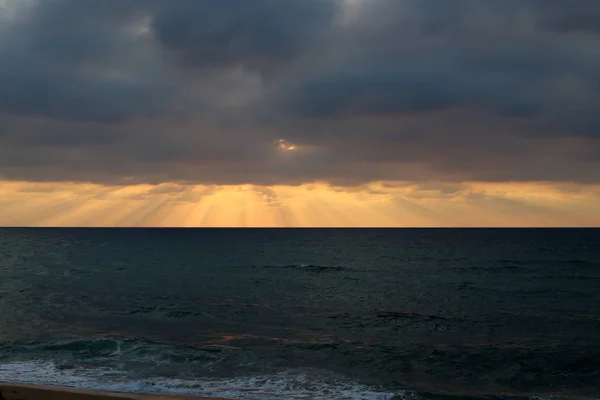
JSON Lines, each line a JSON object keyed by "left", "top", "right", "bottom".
{"left": 1, "top": 181, "right": 599, "bottom": 227}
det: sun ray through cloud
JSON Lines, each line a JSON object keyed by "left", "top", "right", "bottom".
{"left": 0, "top": 181, "right": 598, "bottom": 227}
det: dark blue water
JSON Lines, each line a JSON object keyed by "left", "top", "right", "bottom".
{"left": 0, "top": 228, "right": 599, "bottom": 399}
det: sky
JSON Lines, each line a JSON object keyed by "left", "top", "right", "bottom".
{"left": 1, "top": 0, "right": 600, "bottom": 227}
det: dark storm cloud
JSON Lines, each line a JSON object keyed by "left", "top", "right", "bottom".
{"left": 1, "top": 0, "right": 600, "bottom": 185}
{"left": 534, "top": 0, "right": 600, "bottom": 33}
{"left": 0, "top": 0, "right": 168, "bottom": 123}
{"left": 0, "top": 66, "right": 165, "bottom": 123}
{"left": 0, "top": 0, "right": 338, "bottom": 122}
{"left": 281, "top": 0, "right": 600, "bottom": 135}
{"left": 151, "top": 0, "right": 339, "bottom": 70}
{"left": 285, "top": 59, "right": 545, "bottom": 118}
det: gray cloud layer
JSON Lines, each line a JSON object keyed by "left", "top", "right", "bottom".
{"left": 1, "top": 0, "right": 599, "bottom": 185}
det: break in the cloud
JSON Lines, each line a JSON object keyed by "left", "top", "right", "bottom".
{"left": 1, "top": 0, "right": 600, "bottom": 186}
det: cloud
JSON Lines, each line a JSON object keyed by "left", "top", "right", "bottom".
{"left": 0, "top": 0, "right": 168, "bottom": 123}
{"left": 0, "top": 0, "right": 599, "bottom": 186}
{"left": 534, "top": 0, "right": 600, "bottom": 33}
{"left": 281, "top": 1, "right": 600, "bottom": 133}
{"left": 151, "top": 0, "right": 339, "bottom": 71}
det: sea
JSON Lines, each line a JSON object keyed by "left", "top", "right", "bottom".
{"left": 0, "top": 228, "right": 599, "bottom": 400}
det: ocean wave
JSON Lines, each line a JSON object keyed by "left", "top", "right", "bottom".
{"left": 0, "top": 360, "right": 593, "bottom": 400}
{"left": 451, "top": 265, "right": 530, "bottom": 273}
{"left": 375, "top": 312, "right": 449, "bottom": 322}
{"left": 0, "top": 360, "right": 400, "bottom": 400}
{"left": 257, "top": 264, "right": 360, "bottom": 272}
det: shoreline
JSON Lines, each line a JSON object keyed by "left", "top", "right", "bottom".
{"left": 0, "top": 384, "right": 234, "bottom": 400}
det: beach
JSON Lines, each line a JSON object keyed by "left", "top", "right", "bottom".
{"left": 0, "top": 384, "right": 232, "bottom": 400}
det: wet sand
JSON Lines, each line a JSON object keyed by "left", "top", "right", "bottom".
{"left": 0, "top": 384, "right": 233, "bottom": 400}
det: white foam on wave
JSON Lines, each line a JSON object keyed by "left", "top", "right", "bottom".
{"left": 0, "top": 360, "right": 403, "bottom": 400}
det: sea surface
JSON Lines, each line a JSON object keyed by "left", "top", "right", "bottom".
{"left": 0, "top": 228, "right": 599, "bottom": 400}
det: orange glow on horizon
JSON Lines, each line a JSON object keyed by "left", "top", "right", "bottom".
{"left": 0, "top": 180, "right": 599, "bottom": 227}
